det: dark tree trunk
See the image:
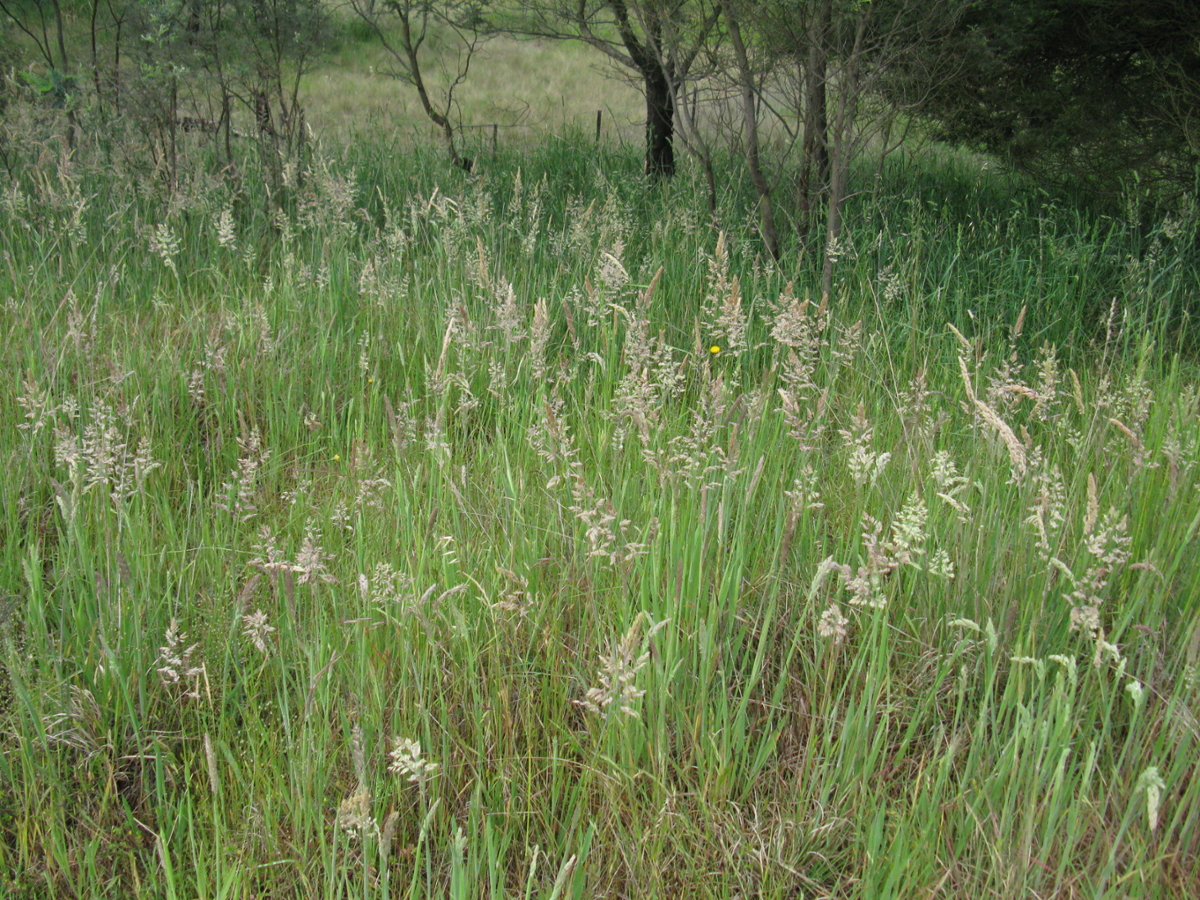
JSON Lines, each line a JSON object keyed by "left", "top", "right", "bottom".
{"left": 798, "top": 0, "right": 831, "bottom": 244}
{"left": 644, "top": 63, "right": 675, "bottom": 178}
{"left": 608, "top": 0, "right": 675, "bottom": 178}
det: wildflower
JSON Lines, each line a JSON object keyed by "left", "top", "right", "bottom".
{"left": 710, "top": 344, "right": 721, "bottom": 356}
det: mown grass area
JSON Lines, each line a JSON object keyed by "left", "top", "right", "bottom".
{"left": 305, "top": 21, "right": 645, "bottom": 148}
{"left": 1, "top": 126, "right": 1199, "bottom": 899}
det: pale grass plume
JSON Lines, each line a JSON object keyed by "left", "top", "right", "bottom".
{"left": 597, "top": 245, "right": 630, "bottom": 297}
{"left": 65, "top": 289, "right": 96, "bottom": 355}
{"left": 1108, "top": 416, "right": 1156, "bottom": 470}
{"left": 1125, "top": 679, "right": 1146, "bottom": 710}
{"left": 877, "top": 263, "right": 905, "bottom": 303}
{"left": 700, "top": 231, "right": 742, "bottom": 353}
{"left": 294, "top": 521, "right": 338, "bottom": 585}
{"left": 1136, "top": 766, "right": 1167, "bottom": 833}
{"left": 241, "top": 609, "right": 275, "bottom": 655}
{"left": 157, "top": 619, "right": 207, "bottom": 702}
{"left": 337, "top": 723, "right": 377, "bottom": 838}
{"left": 530, "top": 297, "right": 551, "bottom": 384}
{"left": 491, "top": 279, "right": 525, "bottom": 345}
{"left": 958, "top": 354, "right": 1026, "bottom": 476}
{"left": 777, "top": 386, "right": 828, "bottom": 450}
{"left": 898, "top": 367, "right": 935, "bottom": 446}
{"left": 1084, "top": 472, "right": 1100, "bottom": 536}
{"left": 568, "top": 474, "right": 652, "bottom": 568}
{"left": 490, "top": 566, "right": 533, "bottom": 616}
{"left": 388, "top": 737, "right": 440, "bottom": 784}
{"left": 248, "top": 525, "right": 304, "bottom": 584}
{"left": 830, "top": 319, "right": 863, "bottom": 368}
{"left": 1025, "top": 460, "right": 1067, "bottom": 560}
{"left": 52, "top": 401, "right": 160, "bottom": 508}
{"left": 336, "top": 789, "right": 373, "bottom": 836}
{"left": 817, "top": 602, "right": 849, "bottom": 645}
{"left": 1031, "top": 341, "right": 1062, "bottom": 421}
{"left": 840, "top": 403, "right": 891, "bottom": 488}
{"left": 771, "top": 285, "right": 828, "bottom": 392}
{"left": 216, "top": 426, "right": 269, "bottom": 521}
{"left": 16, "top": 373, "right": 55, "bottom": 436}
{"left": 42, "top": 686, "right": 108, "bottom": 761}
{"left": 358, "top": 562, "right": 418, "bottom": 609}
{"left": 149, "top": 221, "right": 181, "bottom": 274}
{"left": 827, "top": 496, "right": 954, "bottom": 611}
{"left": 984, "top": 305, "right": 1028, "bottom": 411}
{"left": 576, "top": 612, "right": 668, "bottom": 719}
{"left": 216, "top": 206, "right": 236, "bottom": 250}
{"left": 784, "top": 465, "right": 824, "bottom": 514}
{"left": 930, "top": 450, "right": 973, "bottom": 520}
{"left": 711, "top": 274, "right": 749, "bottom": 355}
{"left": 1047, "top": 654, "right": 1079, "bottom": 687}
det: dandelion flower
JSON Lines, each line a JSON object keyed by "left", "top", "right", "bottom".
{"left": 709, "top": 345, "right": 721, "bottom": 355}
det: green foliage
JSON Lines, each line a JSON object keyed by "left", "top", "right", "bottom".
{"left": 17, "top": 67, "right": 75, "bottom": 106}
{"left": 893, "top": 0, "right": 1200, "bottom": 197}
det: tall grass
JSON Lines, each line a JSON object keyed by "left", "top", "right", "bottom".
{"left": 1, "top": 131, "right": 1198, "bottom": 899}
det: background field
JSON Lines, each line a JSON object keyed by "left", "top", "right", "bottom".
{"left": 1, "top": 11, "right": 1200, "bottom": 900}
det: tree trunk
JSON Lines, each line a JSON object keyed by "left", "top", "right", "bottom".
{"left": 608, "top": 0, "right": 675, "bottom": 178}
{"left": 724, "top": 0, "right": 778, "bottom": 259}
{"left": 798, "top": 0, "right": 831, "bottom": 244}
{"left": 401, "top": 13, "right": 470, "bottom": 170}
{"left": 643, "top": 55, "right": 675, "bottom": 178}
{"left": 50, "top": 0, "right": 77, "bottom": 151}
{"left": 821, "top": 8, "right": 869, "bottom": 302}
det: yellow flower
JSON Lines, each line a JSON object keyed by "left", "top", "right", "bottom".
{"left": 709, "top": 345, "right": 721, "bottom": 356}
{"left": 333, "top": 454, "right": 341, "bottom": 462}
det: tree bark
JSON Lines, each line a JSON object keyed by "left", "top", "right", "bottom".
{"left": 724, "top": 0, "right": 778, "bottom": 258}
{"left": 643, "top": 62, "right": 675, "bottom": 178}
{"left": 798, "top": 0, "right": 831, "bottom": 244}
{"left": 821, "top": 7, "right": 869, "bottom": 301}
{"left": 609, "top": 0, "right": 675, "bottom": 178}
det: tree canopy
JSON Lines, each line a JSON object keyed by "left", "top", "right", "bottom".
{"left": 891, "top": 0, "right": 1200, "bottom": 196}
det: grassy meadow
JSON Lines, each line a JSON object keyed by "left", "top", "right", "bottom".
{"left": 2, "top": 55, "right": 1200, "bottom": 899}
